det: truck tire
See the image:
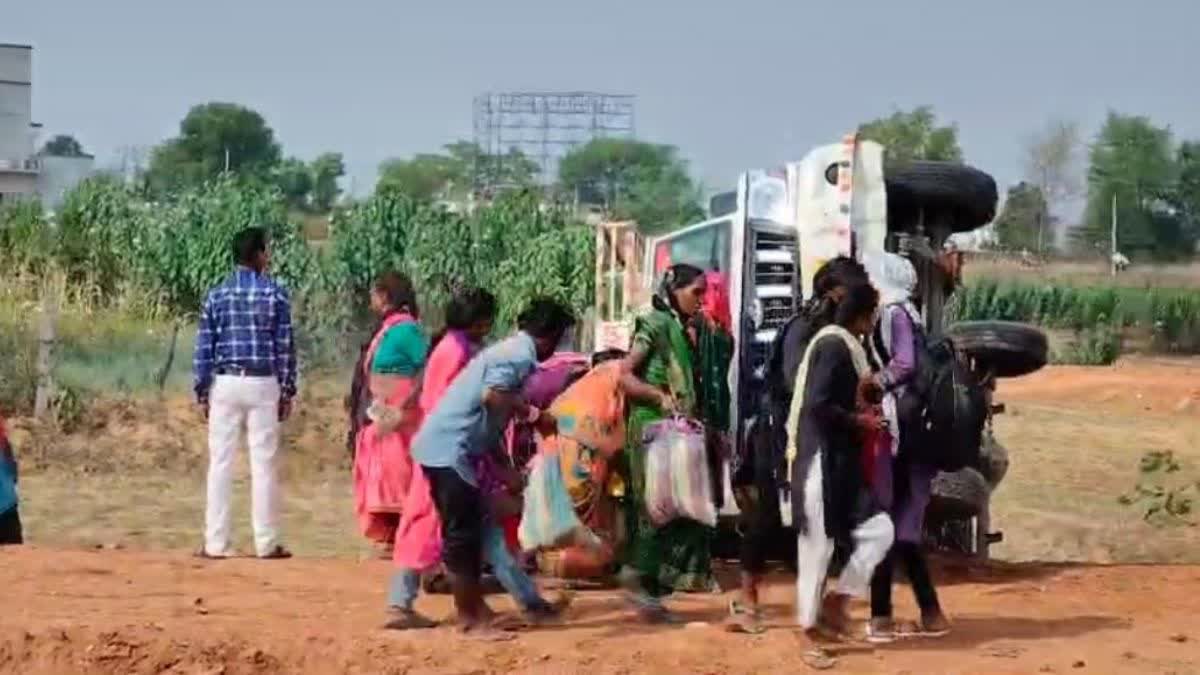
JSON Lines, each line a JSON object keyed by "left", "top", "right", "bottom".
{"left": 885, "top": 162, "right": 998, "bottom": 232}
{"left": 978, "top": 431, "right": 1009, "bottom": 488}
{"left": 929, "top": 468, "right": 989, "bottom": 520}
{"left": 947, "top": 321, "right": 1049, "bottom": 378}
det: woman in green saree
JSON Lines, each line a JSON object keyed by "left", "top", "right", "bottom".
{"left": 617, "top": 263, "right": 726, "bottom": 622}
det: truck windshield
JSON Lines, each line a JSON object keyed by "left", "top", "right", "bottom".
{"left": 653, "top": 219, "right": 731, "bottom": 276}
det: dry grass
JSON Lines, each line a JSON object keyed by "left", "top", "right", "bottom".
{"left": 966, "top": 257, "right": 1200, "bottom": 289}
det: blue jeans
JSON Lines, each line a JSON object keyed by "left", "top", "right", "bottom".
{"left": 387, "top": 523, "right": 540, "bottom": 610}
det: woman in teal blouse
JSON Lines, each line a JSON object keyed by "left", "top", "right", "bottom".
{"left": 354, "top": 272, "right": 429, "bottom": 544}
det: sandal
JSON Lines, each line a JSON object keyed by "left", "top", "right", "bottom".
{"left": 896, "top": 614, "right": 951, "bottom": 638}
{"left": 383, "top": 609, "right": 438, "bottom": 630}
{"left": 865, "top": 618, "right": 897, "bottom": 644}
{"left": 258, "top": 545, "right": 293, "bottom": 560}
{"left": 800, "top": 648, "right": 837, "bottom": 670}
{"left": 725, "top": 600, "right": 765, "bottom": 634}
{"left": 193, "top": 545, "right": 231, "bottom": 560}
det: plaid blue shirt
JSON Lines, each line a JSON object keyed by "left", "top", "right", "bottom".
{"left": 193, "top": 266, "right": 297, "bottom": 403}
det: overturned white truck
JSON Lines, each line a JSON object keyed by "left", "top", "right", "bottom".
{"left": 594, "top": 135, "right": 1048, "bottom": 560}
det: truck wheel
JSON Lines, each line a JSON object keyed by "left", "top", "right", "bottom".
{"left": 947, "top": 321, "right": 1049, "bottom": 378}
{"left": 885, "top": 161, "right": 998, "bottom": 232}
{"left": 978, "top": 431, "right": 1009, "bottom": 488}
{"left": 929, "top": 468, "right": 989, "bottom": 520}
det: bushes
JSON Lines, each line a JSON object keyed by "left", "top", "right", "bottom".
{"left": 952, "top": 280, "right": 1200, "bottom": 357}
{"left": 0, "top": 179, "right": 597, "bottom": 400}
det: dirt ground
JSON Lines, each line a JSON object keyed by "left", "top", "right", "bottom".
{"left": 2, "top": 547, "right": 1199, "bottom": 675}
{"left": 2, "top": 359, "right": 1200, "bottom": 673}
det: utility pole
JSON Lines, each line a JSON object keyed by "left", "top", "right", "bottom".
{"left": 1110, "top": 192, "right": 1118, "bottom": 277}
{"left": 224, "top": 147, "right": 230, "bottom": 172}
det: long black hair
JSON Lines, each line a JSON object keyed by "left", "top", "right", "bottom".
{"left": 653, "top": 263, "right": 705, "bottom": 316}
{"left": 374, "top": 270, "right": 420, "bottom": 319}
{"left": 834, "top": 281, "right": 879, "bottom": 328}
{"left": 807, "top": 256, "right": 869, "bottom": 326}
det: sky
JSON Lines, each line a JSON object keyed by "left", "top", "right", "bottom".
{"left": 7, "top": 0, "right": 1200, "bottom": 209}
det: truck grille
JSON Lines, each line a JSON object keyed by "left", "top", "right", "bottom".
{"left": 745, "top": 230, "right": 799, "bottom": 382}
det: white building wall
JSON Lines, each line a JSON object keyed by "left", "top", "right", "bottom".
{"left": 0, "top": 44, "right": 36, "bottom": 183}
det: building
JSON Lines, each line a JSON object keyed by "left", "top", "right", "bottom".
{"left": 0, "top": 43, "right": 95, "bottom": 208}
{"left": 0, "top": 43, "right": 38, "bottom": 203}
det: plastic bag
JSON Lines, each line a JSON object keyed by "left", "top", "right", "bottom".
{"left": 518, "top": 450, "right": 601, "bottom": 552}
{"left": 642, "top": 416, "right": 718, "bottom": 527}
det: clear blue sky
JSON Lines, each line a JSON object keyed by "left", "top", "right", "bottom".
{"left": 8, "top": 0, "right": 1200, "bottom": 206}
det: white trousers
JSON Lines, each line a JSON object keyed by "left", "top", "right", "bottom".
{"left": 205, "top": 375, "right": 282, "bottom": 557}
{"left": 795, "top": 454, "right": 894, "bottom": 628}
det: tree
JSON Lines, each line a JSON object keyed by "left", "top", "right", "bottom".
{"left": 376, "top": 153, "right": 459, "bottom": 200}
{"left": 557, "top": 138, "right": 704, "bottom": 233}
{"left": 857, "top": 106, "right": 963, "bottom": 164}
{"left": 1023, "top": 119, "right": 1083, "bottom": 252}
{"left": 1167, "top": 141, "right": 1200, "bottom": 255}
{"left": 443, "top": 141, "right": 540, "bottom": 190}
{"left": 146, "top": 102, "right": 282, "bottom": 193}
{"left": 41, "top": 134, "right": 88, "bottom": 158}
{"left": 1075, "top": 112, "right": 1176, "bottom": 258}
{"left": 274, "top": 157, "right": 313, "bottom": 209}
{"left": 310, "top": 152, "right": 345, "bottom": 211}
{"left": 375, "top": 141, "right": 538, "bottom": 200}
{"left": 992, "top": 182, "right": 1049, "bottom": 252}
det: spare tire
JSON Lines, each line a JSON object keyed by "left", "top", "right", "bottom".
{"left": 947, "top": 321, "right": 1049, "bottom": 378}
{"left": 929, "top": 468, "right": 989, "bottom": 520}
{"left": 886, "top": 162, "right": 998, "bottom": 232}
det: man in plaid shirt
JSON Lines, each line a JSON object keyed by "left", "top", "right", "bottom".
{"left": 194, "top": 227, "right": 296, "bottom": 560}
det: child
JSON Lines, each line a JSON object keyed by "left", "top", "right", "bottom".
{"left": 0, "top": 412, "right": 22, "bottom": 545}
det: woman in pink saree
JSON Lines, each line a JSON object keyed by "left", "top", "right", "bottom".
{"left": 353, "top": 273, "right": 427, "bottom": 545}
{"left": 385, "top": 287, "right": 497, "bottom": 630}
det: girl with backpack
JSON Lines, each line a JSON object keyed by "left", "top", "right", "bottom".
{"left": 864, "top": 253, "right": 951, "bottom": 643}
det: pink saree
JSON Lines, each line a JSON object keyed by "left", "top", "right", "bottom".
{"left": 392, "top": 330, "right": 474, "bottom": 570}
{"left": 353, "top": 312, "right": 421, "bottom": 543}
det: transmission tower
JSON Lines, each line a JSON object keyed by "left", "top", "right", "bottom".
{"left": 472, "top": 91, "right": 636, "bottom": 192}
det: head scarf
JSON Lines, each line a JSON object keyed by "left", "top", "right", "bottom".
{"left": 701, "top": 271, "right": 731, "bottom": 334}
{"left": 869, "top": 253, "right": 918, "bottom": 309}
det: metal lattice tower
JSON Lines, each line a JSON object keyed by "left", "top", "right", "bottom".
{"left": 472, "top": 91, "right": 635, "bottom": 191}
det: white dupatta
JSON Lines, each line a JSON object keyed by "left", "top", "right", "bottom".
{"left": 784, "top": 324, "right": 873, "bottom": 476}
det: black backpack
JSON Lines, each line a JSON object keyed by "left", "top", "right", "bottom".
{"left": 872, "top": 312, "right": 985, "bottom": 473}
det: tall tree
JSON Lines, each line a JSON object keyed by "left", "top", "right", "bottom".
{"left": 375, "top": 141, "right": 538, "bottom": 200}
{"left": 557, "top": 138, "right": 704, "bottom": 233}
{"left": 146, "top": 102, "right": 282, "bottom": 193}
{"left": 273, "top": 157, "right": 313, "bottom": 209}
{"left": 40, "top": 134, "right": 88, "bottom": 158}
{"left": 444, "top": 141, "right": 540, "bottom": 190}
{"left": 857, "top": 106, "right": 963, "bottom": 163}
{"left": 1075, "top": 112, "right": 1176, "bottom": 258}
{"left": 992, "top": 182, "right": 1049, "bottom": 252}
{"left": 310, "top": 152, "right": 346, "bottom": 211}
{"left": 1023, "top": 119, "right": 1082, "bottom": 252}
{"left": 376, "top": 153, "right": 459, "bottom": 200}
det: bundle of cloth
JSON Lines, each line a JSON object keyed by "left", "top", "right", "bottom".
{"left": 520, "top": 359, "right": 630, "bottom": 580}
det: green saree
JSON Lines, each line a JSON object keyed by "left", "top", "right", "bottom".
{"left": 623, "top": 308, "right": 719, "bottom": 596}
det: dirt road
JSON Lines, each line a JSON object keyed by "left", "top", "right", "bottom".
{"left": 2, "top": 547, "right": 1198, "bottom": 674}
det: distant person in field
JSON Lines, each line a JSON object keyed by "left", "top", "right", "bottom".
{"left": 410, "top": 298, "right": 576, "bottom": 639}
{"left": 0, "top": 412, "right": 22, "bottom": 545}
{"left": 193, "top": 226, "right": 297, "bottom": 560}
